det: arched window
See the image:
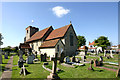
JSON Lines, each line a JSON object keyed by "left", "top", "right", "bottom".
{"left": 70, "top": 33, "right": 73, "bottom": 46}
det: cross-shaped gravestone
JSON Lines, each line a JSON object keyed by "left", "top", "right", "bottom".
{"left": 110, "top": 50, "right": 114, "bottom": 58}
{"left": 104, "top": 50, "right": 106, "bottom": 57}
{"left": 47, "top": 53, "right": 60, "bottom": 79}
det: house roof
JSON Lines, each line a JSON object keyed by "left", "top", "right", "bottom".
{"left": 46, "top": 24, "right": 72, "bottom": 40}
{"left": 39, "top": 39, "right": 60, "bottom": 48}
{"left": 89, "top": 41, "right": 96, "bottom": 45}
{"left": 19, "top": 43, "right": 31, "bottom": 49}
{"left": 78, "top": 46, "right": 87, "bottom": 50}
{"left": 26, "top": 26, "right": 52, "bottom": 43}
{"left": 88, "top": 47, "right": 96, "bottom": 49}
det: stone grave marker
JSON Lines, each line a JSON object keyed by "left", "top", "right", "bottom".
{"left": 76, "top": 58, "right": 80, "bottom": 63}
{"left": 104, "top": 50, "right": 107, "bottom": 57}
{"left": 94, "top": 59, "right": 98, "bottom": 67}
{"left": 110, "top": 50, "right": 114, "bottom": 58}
{"left": 35, "top": 51, "right": 37, "bottom": 58}
{"left": 59, "top": 52, "right": 64, "bottom": 63}
{"left": 64, "top": 57, "right": 70, "bottom": 63}
{"left": 0, "top": 54, "right": 2, "bottom": 64}
{"left": 81, "top": 56, "right": 86, "bottom": 62}
{"left": 20, "top": 65, "right": 29, "bottom": 76}
{"left": 99, "top": 56, "right": 103, "bottom": 62}
{"left": 26, "top": 55, "right": 34, "bottom": 64}
{"left": 72, "top": 56, "right": 76, "bottom": 62}
{"left": 18, "top": 50, "right": 24, "bottom": 68}
{"left": 4, "top": 53, "right": 8, "bottom": 59}
{"left": 47, "top": 53, "right": 60, "bottom": 79}
{"left": 40, "top": 53, "right": 47, "bottom": 62}
{"left": 88, "top": 59, "right": 94, "bottom": 70}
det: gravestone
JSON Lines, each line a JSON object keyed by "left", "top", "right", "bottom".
{"left": 94, "top": 59, "right": 98, "bottom": 67}
{"left": 0, "top": 54, "right": 2, "bottom": 64}
{"left": 35, "top": 51, "right": 37, "bottom": 58}
{"left": 18, "top": 50, "right": 24, "bottom": 68}
{"left": 40, "top": 53, "right": 47, "bottom": 62}
{"left": 110, "top": 50, "right": 114, "bottom": 58}
{"left": 99, "top": 56, "right": 103, "bottom": 62}
{"left": 116, "top": 66, "right": 120, "bottom": 77}
{"left": 26, "top": 55, "right": 34, "bottom": 64}
{"left": 4, "top": 53, "right": 8, "bottom": 59}
{"left": 72, "top": 56, "right": 76, "bottom": 62}
{"left": 19, "top": 65, "right": 29, "bottom": 76}
{"left": 81, "top": 56, "right": 86, "bottom": 62}
{"left": 64, "top": 57, "right": 70, "bottom": 63}
{"left": 59, "top": 52, "right": 64, "bottom": 63}
{"left": 104, "top": 50, "right": 107, "bottom": 57}
{"left": 47, "top": 53, "right": 60, "bottom": 79}
{"left": 76, "top": 58, "right": 80, "bottom": 63}
{"left": 88, "top": 59, "right": 94, "bottom": 70}
{"left": 18, "top": 60, "right": 24, "bottom": 68}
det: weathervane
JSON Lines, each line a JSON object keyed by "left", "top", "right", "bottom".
{"left": 70, "top": 21, "right": 72, "bottom": 24}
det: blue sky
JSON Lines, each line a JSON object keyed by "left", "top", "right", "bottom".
{"left": 1, "top": 2, "right": 118, "bottom": 47}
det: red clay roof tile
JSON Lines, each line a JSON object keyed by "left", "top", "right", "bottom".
{"left": 26, "top": 26, "right": 52, "bottom": 42}
{"left": 19, "top": 43, "right": 31, "bottom": 49}
{"left": 46, "top": 24, "right": 71, "bottom": 40}
{"left": 40, "top": 39, "right": 59, "bottom": 48}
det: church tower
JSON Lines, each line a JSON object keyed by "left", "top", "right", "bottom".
{"left": 25, "top": 26, "right": 39, "bottom": 42}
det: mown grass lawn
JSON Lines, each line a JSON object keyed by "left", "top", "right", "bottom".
{"left": 12, "top": 54, "right": 118, "bottom": 78}
{"left": 0, "top": 54, "right": 11, "bottom": 77}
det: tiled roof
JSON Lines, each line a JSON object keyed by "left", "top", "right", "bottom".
{"left": 78, "top": 46, "right": 87, "bottom": 50}
{"left": 46, "top": 24, "right": 72, "bottom": 40}
{"left": 26, "top": 26, "right": 52, "bottom": 42}
{"left": 39, "top": 39, "right": 59, "bottom": 48}
{"left": 89, "top": 41, "right": 96, "bottom": 45}
{"left": 88, "top": 47, "right": 96, "bottom": 49}
{"left": 19, "top": 43, "right": 31, "bottom": 49}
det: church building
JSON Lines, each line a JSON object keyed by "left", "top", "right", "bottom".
{"left": 24, "top": 23, "right": 78, "bottom": 57}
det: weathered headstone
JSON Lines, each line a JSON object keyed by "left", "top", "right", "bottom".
{"left": 19, "top": 65, "right": 29, "bottom": 76}
{"left": 64, "top": 57, "right": 70, "bottom": 63}
{"left": 76, "top": 58, "right": 80, "bottom": 63}
{"left": 72, "top": 56, "right": 76, "bottom": 62}
{"left": 4, "top": 53, "right": 8, "bottom": 59}
{"left": 59, "top": 52, "right": 64, "bottom": 63}
{"left": 81, "top": 56, "right": 86, "bottom": 62}
{"left": 88, "top": 59, "right": 94, "bottom": 70}
{"left": 26, "top": 56, "right": 34, "bottom": 64}
{"left": 104, "top": 50, "right": 107, "bottom": 57}
{"left": 40, "top": 53, "right": 47, "bottom": 62}
{"left": 47, "top": 53, "right": 60, "bottom": 79}
{"left": 99, "top": 56, "right": 103, "bottom": 62}
{"left": 18, "top": 60, "right": 24, "bottom": 68}
{"left": 94, "top": 59, "right": 98, "bottom": 67}
{"left": 35, "top": 51, "right": 37, "bottom": 58}
{"left": 110, "top": 50, "right": 114, "bottom": 58}
{"left": 0, "top": 54, "right": 2, "bottom": 64}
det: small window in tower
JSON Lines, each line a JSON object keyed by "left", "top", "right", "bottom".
{"left": 27, "top": 30, "right": 28, "bottom": 33}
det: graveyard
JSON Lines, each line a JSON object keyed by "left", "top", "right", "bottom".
{"left": 6, "top": 51, "right": 118, "bottom": 78}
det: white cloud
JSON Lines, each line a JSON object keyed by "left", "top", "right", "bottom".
{"left": 52, "top": 6, "right": 70, "bottom": 18}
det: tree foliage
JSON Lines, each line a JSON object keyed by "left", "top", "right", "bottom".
{"left": 94, "top": 36, "right": 111, "bottom": 49}
{"left": 77, "top": 35, "right": 86, "bottom": 47}
{"left": 0, "top": 33, "right": 3, "bottom": 46}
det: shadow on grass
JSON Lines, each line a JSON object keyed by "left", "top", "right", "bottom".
{"left": 93, "top": 69, "right": 104, "bottom": 72}
{"left": 2, "top": 63, "right": 9, "bottom": 64}
{"left": 24, "top": 65, "right": 29, "bottom": 67}
{"left": 57, "top": 70, "right": 65, "bottom": 74}
{"left": 34, "top": 62, "right": 41, "bottom": 64}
